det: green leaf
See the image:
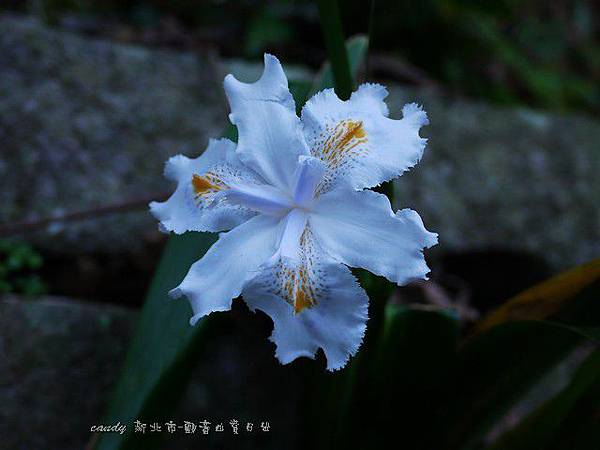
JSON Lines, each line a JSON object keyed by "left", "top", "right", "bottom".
{"left": 432, "top": 321, "right": 586, "bottom": 450}
{"left": 310, "top": 35, "right": 369, "bottom": 98}
{"left": 455, "top": 259, "right": 600, "bottom": 450}
{"left": 374, "top": 305, "right": 459, "bottom": 386}
{"left": 489, "top": 348, "right": 600, "bottom": 450}
{"left": 316, "top": 0, "right": 353, "bottom": 99}
{"left": 474, "top": 258, "right": 600, "bottom": 334}
{"left": 546, "top": 365, "right": 600, "bottom": 450}
{"left": 94, "top": 231, "right": 218, "bottom": 450}
{"left": 369, "top": 306, "right": 460, "bottom": 448}
{"left": 556, "top": 325, "right": 600, "bottom": 342}
{"left": 329, "top": 305, "right": 460, "bottom": 449}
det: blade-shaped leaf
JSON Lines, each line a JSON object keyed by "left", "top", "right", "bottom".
{"left": 94, "top": 231, "right": 218, "bottom": 450}
{"left": 432, "top": 321, "right": 585, "bottom": 450}
{"left": 369, "top": 306, "right": 460, "bottom": 448}
{"left": 316, "top": 0, "right": 353, "bottom": 99}
{"left": 310, "top": 35, "right": 369, "bottom": 97}
{"left": 429, "top": 263, "right": 600, "bottom": 450}
{"left": 475, "top": 258, "right": 600, "bottom": 333}
{"left": 328, "top": 305, "right": 460, "bottom": 449}
{"left": 489, "top": 348, "right": 600, "bottom": 450}
{"left": 546, "top": 356, "right": 600, "bottom": 450}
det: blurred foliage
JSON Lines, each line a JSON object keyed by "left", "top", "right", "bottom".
{"left": 350, "top": 0, "right": 600, "bottom": 113}
{"left": 489, "top": 348, "right": 600, "bottom": 450}
{"left": 0, "top": 240, "right": 46, "bottom": 296}
{"left": 4, "top": 0, "right": 600, "bottom": 114}
{"left": 475, "top": 258, "right": 600, "bottom": 333}
{"left": 324, "top": 259, "right": 599, "bottom": 450}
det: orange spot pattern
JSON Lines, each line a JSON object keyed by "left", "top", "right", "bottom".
{"left": 316, "top": 119, "right": 367, "bottom": 169}
{"left": 311, "top": 119, "right": 368, "bottom": 194}
{"left": 192, "top": 173, "right": 227, "bottom": 202}
{"left": 276, "top": 228, "right": 319, "bottom": 314}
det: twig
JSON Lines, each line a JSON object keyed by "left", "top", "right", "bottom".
{"left": 0, "top": 192, "right": 168, "bottom": 237}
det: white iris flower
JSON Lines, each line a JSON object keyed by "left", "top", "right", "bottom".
{"left": 150, "top": 54, "right": 437, "bottom": 371}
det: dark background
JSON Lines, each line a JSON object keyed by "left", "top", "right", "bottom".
{"left": 1, "top": 1, "right": 599, "bottom": 449}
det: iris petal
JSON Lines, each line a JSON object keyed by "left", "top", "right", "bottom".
{"left": 291, "top": 155, "right": 327, "bottom": 207}
{"left": 301, "top": 84, "right": 428, "bottom": 192}
{"left": 170, "top": 214, "right": 280, "bottom": 325}
{"left": 243, "top": 223, "right": 368, "bottom": 371}
{"left": 224, "top": 54, "right": 309, "bottom": 191}
{"left": 149, "top": 138, "right": 258, "bottom": 234}
{"left": 311, "top": 188, "right": 437, "bottom": 285}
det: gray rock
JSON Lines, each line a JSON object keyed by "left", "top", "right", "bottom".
{"left": 0, "top": 296, "right": 136, "bottom": 450}
{"left": 0, "top": 15, "right": 226, "bottom": 253}
{"left": 387, "top": 86, "right": 600, "bottom": 268}
{"left": 1, "top": 15, "right": 598, "bottom": 267}
{"left": 0, "top": 296, "right": 303, "bottom": 450}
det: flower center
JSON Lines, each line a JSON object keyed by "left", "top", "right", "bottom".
{"left": 289, "top": 155, "right": 326, "bottom": 211}
{"left": 223, "top": 182, "right": 293, "bottom": 216}
{"left": 196, "top": 155, "right": 326, "bottom": 217}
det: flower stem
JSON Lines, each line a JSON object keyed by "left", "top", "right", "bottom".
{"left": 316, "top": 0, "right": 353, "bottom": 100}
